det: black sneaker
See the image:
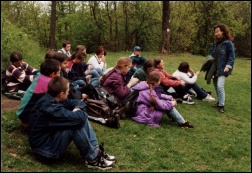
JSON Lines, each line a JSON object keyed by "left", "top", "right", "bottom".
{"left": 175, "top": 98, "right": 183, "bottom": 104}
{"left": 182, "top": 94, "right": 195, "bottom": 105}
{"left": 99, "top": 143, "right": 116, "bottom": 162}
{"left": 86, "top": 151, "right": 114, "bottom": 170}
{"left": 105, "top": 114, "right": 120, "bottom": 128}
{"left": 178, "top": 121, "right": 194, "bottom": 128}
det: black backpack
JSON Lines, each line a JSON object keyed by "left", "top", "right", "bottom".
{"left": 121, "top": 90, "right": 139, "bottom": 118}
{"left": 88, "top": 85, "right": 119, "bottom": 109}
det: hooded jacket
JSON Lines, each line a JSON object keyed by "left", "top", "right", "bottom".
{"left": 132, "top": 81, "right": 173, "bottom": 127}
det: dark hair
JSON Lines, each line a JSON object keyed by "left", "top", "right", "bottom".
{"left": 214, "top": 23, "right": 233, "bottom": 41}
{"left": 95, "top": 46, "right": 105, "bottom": 55}
{"left": 53, "top": 52, "right": 69, "bottom": 63}
{"left": 70, "top": 51, "right": 87, "bottom": 61}
{"left": 45, "top": 50, "right": 57, "bottom": 59}
{"left": 143, "top": 59, "right": 155, "bottom": 73}
{"left": 178, "top": 62, "right": 190, "bottom": 73}
{"left": 153, "top": 58, "right": 162, "bottom": 67}
{"left": 10, "top": 50, "right": 23, "bottom": 62}
{"left": 40, "top": 59, "right": 60, "bottom": 77}
{"left": 48, "top": 76, "right": 69, "bottom": 97}
{"left": 62, "top": 40, "right": 71, "bottom": 48}
{"left": 75, "top": 45, "right": 86, "bottom": 52}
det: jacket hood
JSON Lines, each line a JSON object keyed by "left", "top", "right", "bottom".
{"left": 133, "top": 81, "right": 150, "bottom": 91}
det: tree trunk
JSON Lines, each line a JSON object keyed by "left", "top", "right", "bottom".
{"left": 160, "top": 1, "right": 171, "bottom": 54}
{"left": 49, "top": 1, "right": 56, "bottom": 49}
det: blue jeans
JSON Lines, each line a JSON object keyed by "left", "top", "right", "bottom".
{"left": 166, "top": 107, "right": 185, "bottom": 125}
{"left": 183, "top": 83, "right": 208, "bottom": 99}
{"left": 213, "top": 75, "right": 226, "bottom": 106}
{"left": 86, "top": 70, "right": 100, "bottom": 87}
{"left": 33, "top": 119, "right": 99, "bottom": 161}
{"left": 93, "top": 68, "right": 104, "bottom": 76}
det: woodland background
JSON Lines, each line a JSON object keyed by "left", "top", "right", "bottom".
{"left": 1, "top": 1, "right": 251, "bottom": 69}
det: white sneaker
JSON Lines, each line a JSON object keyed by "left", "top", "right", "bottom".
{"left": 182, "top": 94, "right": 195, "bottom": 105}
{"left": 202, "top": 94, "right": 215, "bottom": 102}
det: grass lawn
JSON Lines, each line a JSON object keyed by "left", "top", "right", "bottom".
{"left": 1, "top": 52, "right": 251, "bottom": 172}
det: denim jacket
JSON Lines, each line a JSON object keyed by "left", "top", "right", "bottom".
{"left": 208, "top": 39, "right": 235, "bottom": 76}
{"left": 29, "top": 93, "right": 88, "bottom": 149}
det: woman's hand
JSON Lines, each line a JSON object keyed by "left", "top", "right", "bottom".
{"left": 224, "top": 67, "right": 229, "bottom": 72}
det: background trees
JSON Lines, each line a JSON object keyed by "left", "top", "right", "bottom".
{"left": 1, "top": 1, "right": 251, "bottom": 68}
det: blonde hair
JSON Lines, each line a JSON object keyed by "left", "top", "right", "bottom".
{"left": 115, "top": 57, "right": 132, "bottom": 69}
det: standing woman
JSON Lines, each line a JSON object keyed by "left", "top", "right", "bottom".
{"left": 208, "top": 23, "right": 235, "bottom": 113}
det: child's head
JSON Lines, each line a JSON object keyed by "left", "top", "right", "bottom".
{"left": 154, "top": 58, "right": 164, "bottom": 69}
{"left": 178, "top": 62, "right": 190, "bottom": 73}
{"left": 40, "top": 59, "right": 61, "bottom": 78}
{"left": 143, "top": 59, "right": 155, "bottom": 74}
{"left": 115, "top": 57, "right": 132, "bottom": 75}
{"left": 53, "top": 53, "right": 69, "bottom": 71}
{"left": 45, "top": 50, "right": 57, "bottom": 59}
{"left": 62, "top": 40, "right": 71, "bottom": 52}
{"left": 95, "top": 46, "right": 105, "bottom": 58}
{"left": 70, "top": 51, "right": 87, "bottom": 63}
{"left": 75, "top": 45, "right": 86, "bottom": 53}
{"left": 10, "top": 50, "right": 23, "bottom": 67}
{"left": 133, "top": 46, "right": 141, "bottom": 56}
{"left": 47, "top": 76, "right": 70, "bottom": 101}
{"left": 147, "top": 72, "right": 161, "bottom": 86}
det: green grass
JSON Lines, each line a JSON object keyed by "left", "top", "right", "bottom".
{"left": 1, "top": 52, "right": 251, "bottom": 172}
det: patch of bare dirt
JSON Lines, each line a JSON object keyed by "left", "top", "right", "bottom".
{"left": 1, "top": 95, "right": 21, "bottom": 111}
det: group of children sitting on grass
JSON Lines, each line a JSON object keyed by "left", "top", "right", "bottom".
{"left": 3, "top": 42, "right": 216, "bottom": 170}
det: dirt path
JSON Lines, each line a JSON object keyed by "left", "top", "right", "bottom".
{"left": 1, "top": 95, "right": 21, "bottom": 111}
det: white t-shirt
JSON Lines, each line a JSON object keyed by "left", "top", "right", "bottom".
{"left": 172, "top": 70, "right": 197, "bottom": 84}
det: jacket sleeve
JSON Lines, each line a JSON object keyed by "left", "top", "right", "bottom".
{"left": 46, "top": 101, "right": 88, "bottom": 128}
{"left": 154, "top": 69, "right": 181, "bottom": 87}
{"left": 226, "top": 41, "right": 235, "bottom": 69}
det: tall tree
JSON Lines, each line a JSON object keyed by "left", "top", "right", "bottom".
{"left": 160, "top": 1, "right": 171, "bottom": 54}
{"left": 49, "top": 1, "right": 56, "bottom": 49}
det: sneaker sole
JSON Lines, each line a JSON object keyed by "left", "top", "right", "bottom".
{"left": 182, "top": 101, "right": 195, "bottom": 105}
{"left": 87, "top": 164, "right": 113, "bottom": 170}
{"left": 202, "top": 99, "right": 215, "bottom": 102}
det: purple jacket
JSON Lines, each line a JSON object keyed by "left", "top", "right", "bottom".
{"left": 132, "top": 81, "right": 173, "bottom": 127}
{"left": 101, "top": 68, "right": 130, "bottom": 104}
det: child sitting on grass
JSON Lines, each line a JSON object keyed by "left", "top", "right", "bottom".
{"left": 29, "top": 76, "right": 116, "bottom": 170}
{"left": 132, "top": 72, "right": 194, "bottom": 128}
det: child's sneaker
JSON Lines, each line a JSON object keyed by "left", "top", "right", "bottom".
{"left": 182, "top": 94, "right": 195, "bottom": 105}
{"left": 99, "top": 143, "right": 116, "bottom": 162}
{"left": 202, "top": 94, "right": 215, "bottom": 102}
{"left": 86, "top": 150, "right": 114, "bottom": 170}
{"left": 179, "top": 121, "right": 194, "bottom": 128}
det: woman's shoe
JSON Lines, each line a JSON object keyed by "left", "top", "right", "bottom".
{"left": 219, "top": 106, "right": 224, "bottom": 113}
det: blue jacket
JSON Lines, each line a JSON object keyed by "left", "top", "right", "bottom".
{"left": 208, "top": 39, "right": 235, "bottom": 76}
{"left": 29, "top": 93, "right": 88, "bottom": 150}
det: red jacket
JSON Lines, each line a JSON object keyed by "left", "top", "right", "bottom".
{"left": 152, "top": 68, "right": 181, "bottom": 87}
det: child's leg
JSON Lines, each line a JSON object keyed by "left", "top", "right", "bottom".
{"left": 166, "top": 107, "right": 185, "bottom": 125}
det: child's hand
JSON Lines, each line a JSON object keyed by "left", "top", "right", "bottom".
{"left": 73, "top": 108, "right": 81, "bottom": 112}
{"left": 171, "top": 99, "right": 177, "bottom": 107}
{"left": 82, "top": 94, "right": 88, "bottom": 100}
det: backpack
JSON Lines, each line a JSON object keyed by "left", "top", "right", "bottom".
{"left": 88, "top": 85, "right": 119, "bottom": 109}
{"left": 121, "top": 90, "right": 139, "bottom": 118}
{"left": 68, "top": 83, "right": 82, "bottom": 100}
{"left": 85, "top": 98, "right": 111, "bottom": 119}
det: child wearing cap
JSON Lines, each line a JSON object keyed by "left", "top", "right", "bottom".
{"left": 127, "top": 46, "right": 147, "bottom": 80}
